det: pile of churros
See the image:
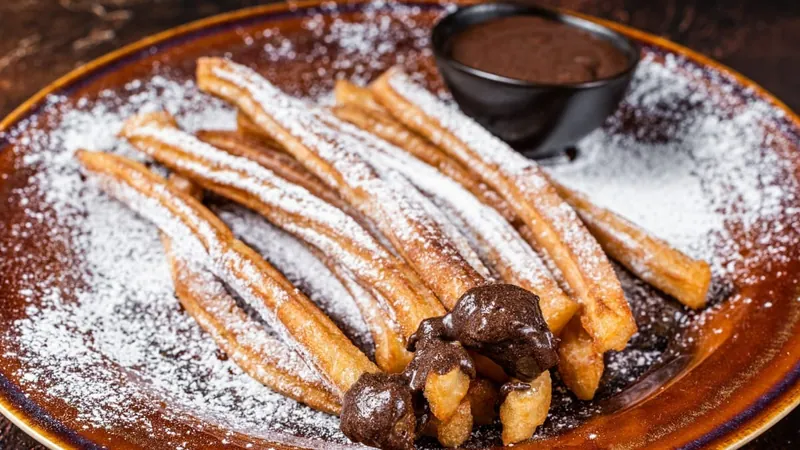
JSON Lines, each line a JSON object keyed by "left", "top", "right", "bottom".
{"left": 76, "top": 57, "right": 712, "bottom": 449}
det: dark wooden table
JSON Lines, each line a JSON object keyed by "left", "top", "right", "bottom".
{"left": 0, "top": 1, "right": 798, "bottom": 448}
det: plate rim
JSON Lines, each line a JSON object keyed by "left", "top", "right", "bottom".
{"left": 0, "top": 1, "right": 798, "bottom": 449}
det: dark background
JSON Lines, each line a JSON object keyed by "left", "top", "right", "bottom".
{"left": 0, "top": 0, "right": 797, "bottom": 448}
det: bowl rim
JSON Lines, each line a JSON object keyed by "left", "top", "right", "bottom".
{"left": 0, "top": 1, "right": 798, "bottom": 449}
{"left": 430, "top": 2, "right": 641, "bottom": 89}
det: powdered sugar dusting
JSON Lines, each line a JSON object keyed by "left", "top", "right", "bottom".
{"left": 0, "top": 76, "right": 351, "bottom": 446}
{"left": 214, "top": 203, "right": 371, "bottom": 352}
{"left": 330, "top": 113, "right": 559, "bottom": 293}
{"left": 0, "top": 1, "right": 798, "bottom": 448}
{"left": 207, "top": 59, "right": 485, "bottom": 301}
{"left": 550, "top": 50, "right": 800, "bottom": 284}
{"left": 386, "top": 69, "right": 624, "bottom": 300}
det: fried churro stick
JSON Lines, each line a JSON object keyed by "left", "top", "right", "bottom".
{"left": 196, "top": 58, "right": 477, "bottom": 435}
{"left": 333, "top": 82, "right": 517, "bottom": 219}
{"left": 120, "top": 112, "right": 444, "bottom": 342}
{"left": 77, "top": 150, "right": 377, "bottom": 395}
{"left": 557, "top": 317, "right": 604, "bottom": 400}
{"left": 372, "top": 68, "right": 637, "bottom": 353}
{"left": 424, "top": 399, "right": 473, "bottom": 448}
{"left": 331, "top": 89, "right": 578, "bottom": 334}
{"left": 161, "top": 176, "right": 341, "bottom": 414}
{"left": 196, "top": 58, "right": 486, "bottom": 310}
{"left": 551, "top": 181, "right": 712, "bottom": 309}
{"left": 499, "top": 372, "right": 552, "bottom": 445}
{"left": 335, "top": 80, "right": 711, "bottom": 310}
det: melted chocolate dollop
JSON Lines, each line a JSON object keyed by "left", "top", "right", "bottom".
{"left": 413, "top": 284, "right": 559, "bottom": 381}
{"left": 340, "top": 373, "right": 417, "bottom": 450}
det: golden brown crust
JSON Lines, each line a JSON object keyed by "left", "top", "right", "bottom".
{"left": 424, "top": 367, "right": 472, "bottom": 422}
{"left": 196, "top": 129, "right": 347, "bottom": 211}
{"left": 333, "top": 80, "right": 386, "bottom": 114}
{"left": 423, "top": 398, "right": 473, "bottom": 448}
{"left": 557, "top": 317, "right": 605, "bottom": 400}
{"left": 499, "top": 372, "right": 552, "bottom": 445}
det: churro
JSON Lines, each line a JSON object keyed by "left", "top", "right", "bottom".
{"left": 160, "top": 176, "right": 340, "bottom": 413}
{"left": 77, "top": 150, "right": 377, "bottom": 396}
{"left": 120, "top": 112, "right": 445, "bottom": 342}
{"left": 499, "top": 372, "right": 552, "bottom": 446}
{"left": 557, "top": 317, "right": 605, "bottom": 400}
{"left": 372, "top": 68, "right": 637, "bottom": 352}
{"left": 551, "top": 181, "right": 712, "bottom": 308}
{"left": 196, "top": 57, "right": 486, "bottom": 311}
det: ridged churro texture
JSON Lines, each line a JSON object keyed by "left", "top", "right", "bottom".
{"left": 196, "top": 57, "right": 486, "bottom": 310}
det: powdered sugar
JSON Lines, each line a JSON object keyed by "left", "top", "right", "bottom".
{"left": 0, "top": 1, "right": 798, "bottom": 448}
{"left": 341, "top": 115, "right": 556, "bottom": 285}
{"left": 215, "top": 203, "right": 371, "bottom": 352}
{"left": 125, "top": 120, "right": 384, "bottom": 257}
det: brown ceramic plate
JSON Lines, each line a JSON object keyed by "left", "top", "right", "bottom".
{"left": 1, "top": 1, "right": 798, "bottom": 448}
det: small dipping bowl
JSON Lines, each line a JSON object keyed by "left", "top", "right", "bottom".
{"left": 431, "top": 3, "right": 640, "bottom": 159}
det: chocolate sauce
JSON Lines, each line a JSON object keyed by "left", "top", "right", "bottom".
{"left": 451, "top": 15, "right": 629, "bottom": 84}
{"left": 413, "top": 284, "right": 559, "bottom": 381}
{"left": 340, "top": 373, "right": 418, "bottom": 450}
{"left": 341, "top": 284, "right": 558, "bottom": 447}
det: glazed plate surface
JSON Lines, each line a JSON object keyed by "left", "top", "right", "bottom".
{"left": 0, "top": 1, "right": 799, "bottom": 448}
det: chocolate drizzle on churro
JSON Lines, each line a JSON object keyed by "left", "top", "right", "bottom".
{"left": 341, "top": 283, "right": 559, "bottom": 447}
{"left": 405, "top": 329, "right": 476, "bottom": 392}
{"left": 340, "top": 373, "right": 418, "bottom": 450}
{"left": 413, "top": 284, "right": 559, "bottom": 382}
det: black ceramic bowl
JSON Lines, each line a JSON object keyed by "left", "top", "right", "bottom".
{"left": 432, "top": 2, "right": 640, "bottom": 158}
